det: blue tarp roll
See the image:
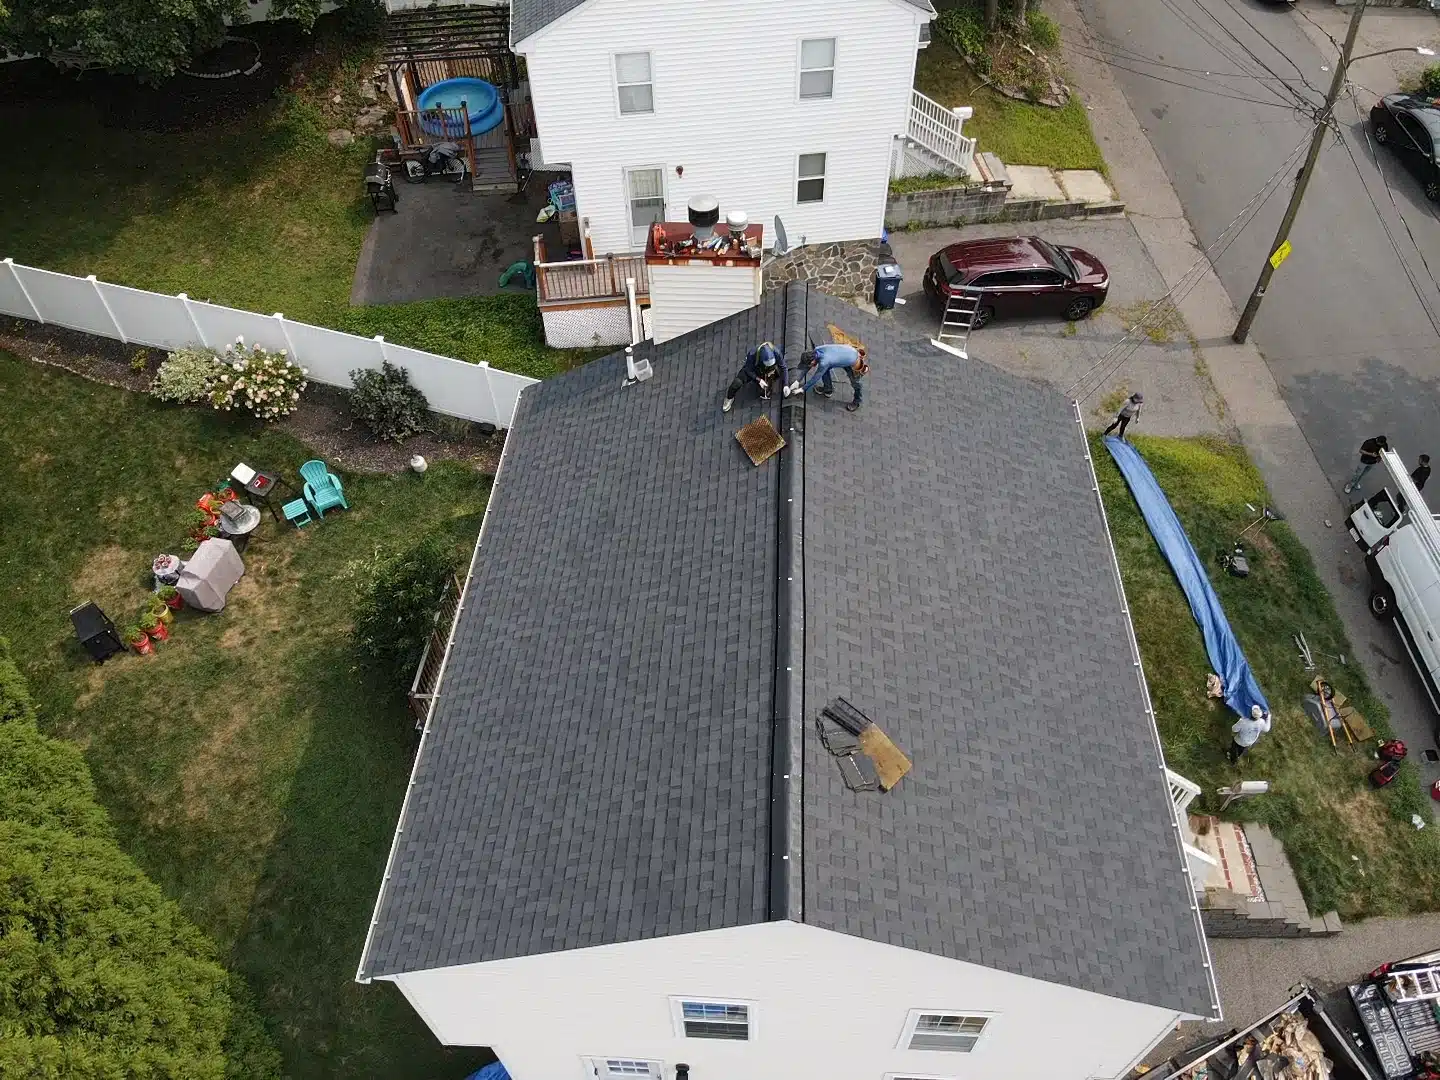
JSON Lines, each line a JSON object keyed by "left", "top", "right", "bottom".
{"left": 464, "top": 1063, "right": 511, "bottom": 1080}
{"left": 1103, "top": 436, "right": 1269, "bottom": 721}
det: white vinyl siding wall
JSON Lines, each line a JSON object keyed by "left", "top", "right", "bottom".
{"left": 518, "top": 0, "right": 925, "bottom": 254}
{"left": 390, "top": 921, "right": 1187, "bottom": 1080}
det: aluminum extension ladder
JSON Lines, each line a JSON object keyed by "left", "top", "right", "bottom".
{"left": 934, "top": 288, "right": 982, "bottom": 358}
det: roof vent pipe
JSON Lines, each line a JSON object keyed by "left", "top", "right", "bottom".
{"left": 726, "top": 209, "right": 749, "bottom": 238}
{"left": 688, "top": 196, "right": 720, "bottom": 241}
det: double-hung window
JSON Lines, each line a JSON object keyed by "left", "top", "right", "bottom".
{"left": 615, "top": 52, "right": 654, "bottom": 115}
{"left": 901, "top": 1011, "right": 991, "bottom": 1053}
{"left": 799, "top": 38, "right": 836, "bottom": 99}
{"left": 673, "top": 999, "right": 752, "bottom": 1041}
{"left": 797, "top": 153, "right": 827, "bottom": 203}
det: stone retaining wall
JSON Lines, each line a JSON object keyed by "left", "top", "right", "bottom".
{"left": 884, "top": 182, "right": 1125, "bottom": 230}
{"left": 763, "top": 239, "right": 891, "bottom": 303}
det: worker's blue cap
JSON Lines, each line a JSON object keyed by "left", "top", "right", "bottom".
{"left": 757, "top": 343, "right": 779, "bottom": 364}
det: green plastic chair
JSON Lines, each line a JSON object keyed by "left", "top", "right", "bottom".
{"left": 300, "top": 460, "right": 349, "bottom": 518}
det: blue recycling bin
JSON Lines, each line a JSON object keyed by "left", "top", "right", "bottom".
{"left": 874, "top": 262, "right": 903, "bottom": 311}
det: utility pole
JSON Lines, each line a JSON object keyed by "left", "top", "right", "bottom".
{"left": 1232, "top": 0, "right": 1366, "bottom": 344}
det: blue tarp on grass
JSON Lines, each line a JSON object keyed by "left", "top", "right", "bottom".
{"left": 1104, "top": 436, "right": 1269, "bottom": 721}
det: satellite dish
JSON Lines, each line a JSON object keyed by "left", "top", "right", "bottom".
{"left": 772, "top": 214, "right": 790, "bottom": 256}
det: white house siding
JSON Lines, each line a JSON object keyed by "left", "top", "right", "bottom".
{"left": 389, "top": 921, "right": 1183, "bottom": 1080}
{"left": 516, "top": 0, "right": 926, "bottom": 255}
{"left": 649, "top": 263, "right": 762, "bottom": 343}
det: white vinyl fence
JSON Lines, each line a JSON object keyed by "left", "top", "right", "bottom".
{"left": 0, "top": 259, "right": 536, "bottom": 429}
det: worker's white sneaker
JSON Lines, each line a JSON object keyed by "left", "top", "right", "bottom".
{"left": 1343, "top": 483, "right": 1353, "bottom": 493}
{"left": 722, "top": 397, "right": 734, "bottom": 413}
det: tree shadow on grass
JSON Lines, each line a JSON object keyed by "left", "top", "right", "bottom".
{"left": 226, "top": 642, "right": 494, "bottom": 1080}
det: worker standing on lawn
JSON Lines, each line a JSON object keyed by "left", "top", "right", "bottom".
{"left": 1103, "top": 393, "right": 1143, "bottom": 441}
{"left": 1227, "top": 704, "right": 1272, "bottom": 764}
{"left": 790, "top": 343, "right": 867, "bottom": 413}
{"left": 722, "top": 342, "right": 787, "bottom": 413}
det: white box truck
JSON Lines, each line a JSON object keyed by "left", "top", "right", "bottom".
{"left": 1346, "top": 448, "right": 1440, "bottom": 719}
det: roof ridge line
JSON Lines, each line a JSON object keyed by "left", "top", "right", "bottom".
{"left": 768, "top": 282, "right": 809, "bottom": 923}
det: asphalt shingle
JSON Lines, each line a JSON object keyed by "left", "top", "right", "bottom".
{"left": 360, "top": 282, "right": 1215, "bottom": 1019}
{"left": 360, "top": 294, "right": 785, "bottom": 979}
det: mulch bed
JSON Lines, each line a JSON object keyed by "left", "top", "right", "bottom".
{"left": 0, "top": 319, "right": 504, "bottom": 475}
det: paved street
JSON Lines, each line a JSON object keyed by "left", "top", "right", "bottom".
{"left": 1075, "top": 0, "right": 1440, "bottom": 480}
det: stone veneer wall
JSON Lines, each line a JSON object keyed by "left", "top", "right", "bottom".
{"left": 763, "top": 239, "right": 891, "bottom": 303}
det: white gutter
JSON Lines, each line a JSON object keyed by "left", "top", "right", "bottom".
{"left": 354, "top": 388, "right": 529, "bottom": 984}
{"left": 1073, "top": 404, "right": 1223, "bottom": 1022}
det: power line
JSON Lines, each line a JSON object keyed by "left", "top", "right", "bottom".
{"left": 1065, "top": 44, "right": 1316, "bottom": 110}
{"left": 1151, "top": 0, "right": 1315, "bottom": 111}
{"left": 1169, "top": 0, "right": 1319, "bottom": 111}
{"left": 1212, "top": 0, "right": 1327, "bottom": 101}
{"left": 1065, "top": 135, "right": 1313, "bottom": 402}
{"left": 1082, "top": 36, "right": 1314, "bottom": 83}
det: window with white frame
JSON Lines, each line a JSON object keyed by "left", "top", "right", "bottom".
{"left": 626, "top": 167, "right": 665, "bottom": 247}
{"left": 615, "top": 52, "right": 654, "bottom": 115}
{"left": 674, "top": 999, "right": 752, "bottom": 1040}
{"left": 799, "top": 38, "right": 836, "bottom": 99}
{"left": 797, "top": 153, "right": 827, "bottom": 203}
{"left": 901, "top": 1011, "right": 991, "bottom": 1052}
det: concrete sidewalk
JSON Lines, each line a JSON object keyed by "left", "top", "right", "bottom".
{"left": 1055, "top": 0, "right": 1440, "bottom": 817}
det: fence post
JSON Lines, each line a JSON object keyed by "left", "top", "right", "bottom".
{"left": 473, "top": 359, "right": 501, "bottom": 426}
{"left": 3, "top": 259, "right": 43, "bottom": 322}
{"left": 177, "top": 293, "right": 208, "bottom": 348}
{"left": 88, "top": 274, "right": 126, "bottom": 343}
{"left": 273, "top": 313, "right": 300, "bottom": 366}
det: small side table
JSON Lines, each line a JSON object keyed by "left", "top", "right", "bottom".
{"left": 241, "top": 469, "right": 297, "bottom": 522}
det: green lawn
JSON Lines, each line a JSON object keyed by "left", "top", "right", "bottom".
{"left": 1096, "top": 434, "right": 1440, "bottom": 919}
{"left": 0, "top": 350, "right": 492, "bottom": 1078}
{"left": 0, "top": 86, "right": 585, "bottom": 380}
{"left": 916, "top": 36, "right": 1106, "bottom": 172}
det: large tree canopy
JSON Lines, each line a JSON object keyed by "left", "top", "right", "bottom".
{"left": 0, "top": 642, "right": 242, "bottom": 1079}
{"left": 0, "top": 0, "right": 247, "bottom": 81}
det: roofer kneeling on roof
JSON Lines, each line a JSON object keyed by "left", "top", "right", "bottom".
{"left": 722, "top": 342, "right": 788, "bottom": 413}
{"left": 790, "top": 343, "right": 868, "bottom": 413}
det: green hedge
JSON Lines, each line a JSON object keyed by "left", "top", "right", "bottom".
{"left": 0, "top": 640, "right": 269, "bottom": 1079}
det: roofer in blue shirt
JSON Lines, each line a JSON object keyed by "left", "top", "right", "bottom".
{"left": 722, "top": 341, "right": 788, "bottom": 413}
{"left": 789, "top": 343, "right": 867, "bottom": 412}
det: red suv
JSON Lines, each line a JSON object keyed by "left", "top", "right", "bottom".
{"left": 922, "top": 236, "right": 1110, "bottom": 328}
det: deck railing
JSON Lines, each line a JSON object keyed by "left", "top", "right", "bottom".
{"left": 1166, "top": 766, "right": 1202, "bottom": 819}
{"left": 407, "top": 573, "right": 465, "bottom": 731}
{"left": 907, "top": 89, "right": 977, "bottom": 174}
{"left": 533, "top": 236, "right": 649, "bottom": 305}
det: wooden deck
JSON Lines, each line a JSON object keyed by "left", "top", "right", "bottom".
{"left": 534, "top": 236, "right": 649, "bottom": 307}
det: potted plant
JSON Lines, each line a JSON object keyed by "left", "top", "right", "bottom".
{"left": 158, "top": 585, "right": 183, "bottom": 611}
{"left": 125, "top": 625, "right": 153, "bottom": 655}
{"left": 203, "top": 525, "right": 220, "bottom": 540}
{"left": 149, "top": 596, "right": 174, "bottom": 627}
{"left": 139, "top": 611, "right": 168, "bottom": 643}
{"left": 181, "top": 537, "right": 199, "bottom": 554}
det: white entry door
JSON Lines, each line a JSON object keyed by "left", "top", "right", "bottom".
{"left": 625, "top": 167, "right": 665, "bottom": 248}
{"left": 584, "top": 1058, "right": 664, "bottom": 1080}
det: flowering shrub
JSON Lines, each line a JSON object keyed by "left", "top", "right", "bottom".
{"left": 151, "top": 348, "right": 217, "bottom": 403}
{"left": 207, "top": 338, "right": 308, "bottom": 422}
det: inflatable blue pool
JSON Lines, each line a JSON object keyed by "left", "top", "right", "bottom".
{"left": 417, "top": 78, "right": 504, "bottom": 138}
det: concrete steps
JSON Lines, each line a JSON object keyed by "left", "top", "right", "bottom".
{"left": 1191, "top": 819, "right": 1342, "bottom": 939}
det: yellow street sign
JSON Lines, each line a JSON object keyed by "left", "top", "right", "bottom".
{"left": 1269, "top": 240, "right": 1292, "bottom": 270}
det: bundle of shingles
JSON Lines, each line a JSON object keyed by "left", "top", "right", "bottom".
{"left": 815, "top": 697, "right": 911, "bottom": 793}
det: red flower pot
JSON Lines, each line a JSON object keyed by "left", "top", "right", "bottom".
{"left": 148, "top": 620, "right": 170, "bottom": 642}
{"left": 164, "top": 594, "right": 183, "bottom": 611}
{"left": 129, "top": 635, "right": 153, "bottom": 656}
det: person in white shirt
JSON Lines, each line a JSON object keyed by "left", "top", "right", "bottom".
{"left": 1227, "top": 704, "right": 1271, "bottom": 763}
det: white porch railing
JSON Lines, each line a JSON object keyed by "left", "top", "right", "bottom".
{"left": 906, "top": 89, "right": 977, "bottom": 175}
{"left": 1166, "top": 767, "right": 1202, "bottom": 819}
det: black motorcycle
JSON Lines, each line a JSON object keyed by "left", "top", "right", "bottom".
{"left": 404, "top": 141, "right": 468, "bottom": 185}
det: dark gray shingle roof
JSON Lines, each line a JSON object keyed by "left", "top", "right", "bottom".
{"left": 511, "top": 0, "right": 933, "bottom": 46}
{"left": 360, "top": 294, "right": 784, "bottom": 978}
{"left": 794, "top": 290, "right": 1213, "bottom": 1016}
{"left": 360, "top": 283, "right": 1215, "bottom": 1018}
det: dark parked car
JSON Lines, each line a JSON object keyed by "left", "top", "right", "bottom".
{"left": 922, "top": 236, "right": 1109, "bottom": 329}
{"left": 1370, "top": 94, "right": 1440, "bottom": 201}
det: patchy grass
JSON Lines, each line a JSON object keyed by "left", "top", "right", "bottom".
{"left": 1095, "top": 434, "right": 1440, "bottom": 918}
{"left": 0, "top": 350, "right": 492, "bottom": 1078}
{"left": 889, "top": 172, "right": 975, "bottom": 196}
{"left": 1111, "top": 299, "right": 1186, "bottom": 345}
{"left": 916, "top": 35, "right": 1106, "bottom": 172}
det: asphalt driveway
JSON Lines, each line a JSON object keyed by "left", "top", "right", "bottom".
{"left": 885, "top": 217, "right": 1229, "bottom": 437}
